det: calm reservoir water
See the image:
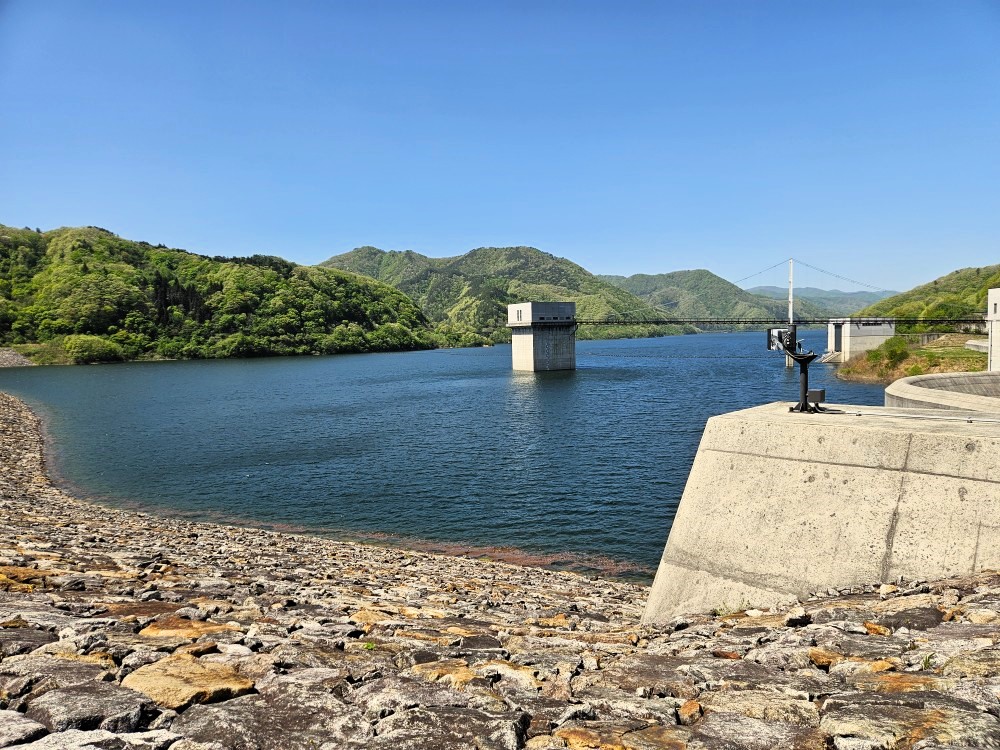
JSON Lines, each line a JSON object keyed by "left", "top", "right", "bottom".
{"left": 0, "top": 331, "right": 884, "bottom": 580}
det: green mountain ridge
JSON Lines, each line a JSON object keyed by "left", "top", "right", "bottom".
{"left": 321, "top": 246, "right": 691, "bottom": 343}
{"left": 0, "top": 224, "right": 437, "bottom": 362}
{"left": 747, "top": 285, "right": 897, "bottom": 316}
{"left": 857, "top": 264, "right": 1000, "bottom": 324}
{"left": 599, "top": 270, "right": 832, "bottom": 322}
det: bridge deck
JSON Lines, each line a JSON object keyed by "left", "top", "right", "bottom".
{"left": 573, "top": 317, "right": 984, "bottom": 326}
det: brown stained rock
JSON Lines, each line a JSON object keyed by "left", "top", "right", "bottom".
{"left": 398, "top": 605, "right": 447, "bottom": 619}
{"left": 689, "top": 711, "right": 826, "bottom": 750}
{"left": 807, "top": 647, "right": 844, "bottom": 670}
{"left": 0, "top": 576, "right": 33, "bottom": 593}
{"left": 862, "top": 620, "right": 893, "bottom": 637}
{"left": 476, "top": 660, "right": 544, "bottom": 692}
{"left": 967, "top": 608, "right": 1000, "bottom": 625}
{"left": 394, "top": 627, "right": 457, "bottom": 646}
{"left": 25, "top": 681, "right": 152, "bottom": 733}
{"left": 0, "top": 709, "right": 47, "bottom": 746}
{"left": 409, "top": 658, "right": 478, "bottom": 689}
{"left": 0, "top": 566, "right": 51, "bottom": 584}
{"left": 701, "top": 689, "right": 819, "bottom": 727}
{"left": 121, "top": 653, "right": 252, "bottom": 710}
{"left": 174, "top": 641, "right": 219, "bottom": 657}
{"left": 537, "top": 613, "right": 572, "bottom": 629}
{"left": 819, "top": 702, "right": 1000, "bottom": 747}
{"left": 553, "top": 720, "right": 653, "bottom": 750}
{"left": 526, "top": 737, "right": 569, "bottom": 749}
{"left": 677, "top": 699, "right": 702, "bottom": 726}
{"left": 137, "top": 616, "right": 239, "bottom": 641}
{"left": 619, "top": 724, "right": 691, "bottom": 750}
{"left": 847, "top": 671, "right": 959, "bottom": 695}
{"left": 349, "top": 608, "right": 401, "bottom": 628}
{"left": 199, "top": 651, "right": 281, "bottom": 681}
{"left": 941, "top": 648, "right": 1000, "bottom": 678}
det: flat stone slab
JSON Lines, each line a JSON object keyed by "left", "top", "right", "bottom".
{"left": 121, "top": 654, "right": 252, "bottom": 710}
{"left": 0, "top": 708, "right": 47, "bottom": 747}
{"left": 25, "top": 682, "right": 152, "bottom": 733}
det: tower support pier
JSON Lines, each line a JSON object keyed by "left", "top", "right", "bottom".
{"left": 507, "top": 302, "right": 577, "bottom": 371}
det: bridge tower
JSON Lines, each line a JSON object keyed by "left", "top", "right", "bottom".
{"left": 507, "top": 302, "right": 577, "bottom": 371}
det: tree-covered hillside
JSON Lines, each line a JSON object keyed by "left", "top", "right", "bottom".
{"left": 747, "top": 285, "right": 896, "bottom": 316}
{"left": 599, "top": 270, "right": 831, "bottom": 322}
{"left": 857, "top": 264, "right": 1000, "bottom": 325}
{"left": 0, "top": 225, "right": 436, "bottom": 363}
{"left": 321, "top": 246, "right": 691, "bottom": 344}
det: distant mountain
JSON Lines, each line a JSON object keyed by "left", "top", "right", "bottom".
{"left": 320, "top": 246, "right": 690, "bottom": 344}
{"left": 599, "top": 270, "right": 831, "bottom": 322}
{"left": 0, "top": 224, "right": 435, "bottom": 363}
{"left": 856, "top": 264, "right": 1000, "bottom": 323}
{"left": 747, "top": 286, "right": 897, "bottom": 316}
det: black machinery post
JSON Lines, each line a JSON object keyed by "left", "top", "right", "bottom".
{"left": 792, "top": 351, "right": 818, "bottom": 412}
{"left": 770, "top": 324, "right": 823, "bottom": 413}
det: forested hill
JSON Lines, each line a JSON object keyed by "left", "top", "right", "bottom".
{"left": 599, "top": 270, "right": 832, "bottom": 321}
{"left": 320, "top": 246, "right": 690, "bottom": 343}
{"left": 747, "top": 285, "right": 896, "bottom": 316}
{"left": 856, "top": 264, "right": 1000, "bottom": 322}
{"left": 0, "top": 225, "right": 436, "bottom": 363}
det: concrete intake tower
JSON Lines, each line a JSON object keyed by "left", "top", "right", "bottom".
{"left": 507, "top": 302, "right": 577, "bottom": 372}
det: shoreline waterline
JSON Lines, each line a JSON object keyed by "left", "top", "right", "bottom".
{"left": 5, "top": 389, "right": 653, "bottom": 583}
{"left": 28, "top": 401, "right": 654, "bottom": 583}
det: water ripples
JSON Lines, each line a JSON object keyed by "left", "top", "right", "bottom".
{"left": 0, "top": 331, "right": 885, "bottom": 581}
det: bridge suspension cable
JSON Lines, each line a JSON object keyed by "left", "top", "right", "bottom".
{"left": 732, "top": 257, "right": 890, "bottom": 293}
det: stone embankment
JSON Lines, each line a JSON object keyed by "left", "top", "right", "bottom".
{"left": 0, "top": 393, "right": 999, "bottom": 749}
{"left": 0, "top": 350, "right": 34, "bottom": 368}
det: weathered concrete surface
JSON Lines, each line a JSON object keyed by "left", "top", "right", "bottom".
{"left": 644, "top": 402, "right": 1000, "bottom": 623}
{"left": 508, "top": 302, "right": 577, "bottom": 372}
{"left": 885, "top": 371, "right": 1000, "bottom": 411}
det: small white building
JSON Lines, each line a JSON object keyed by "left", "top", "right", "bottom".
{"left": 988, "top": 289, "right": 1000, "bottom": 371}
{"left": 507, "top": 302, "right": 577, "bottom": 371}
{"left": 823, "top": 319, "right": 896, "bottom": 364}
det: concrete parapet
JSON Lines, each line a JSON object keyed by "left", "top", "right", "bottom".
{"left": 884, "top": 372, "right": 1000, "bottom": 412}
{"left": 642, "top": 402, "right": 1000, "bottom": 623}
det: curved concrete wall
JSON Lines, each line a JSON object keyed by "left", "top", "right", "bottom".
{"left": 642, "top": 402, "right": 1000, "bottom": 624}
{"left": 884, "top": 371, "right": 1000, "bottom": 412}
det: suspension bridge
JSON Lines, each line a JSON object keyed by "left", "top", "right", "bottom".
{"left": 507, "top": 258, "right": 988, "bottom": 371}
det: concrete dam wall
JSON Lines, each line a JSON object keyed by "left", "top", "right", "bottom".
{"left": 885, "top": 371, "right": 1000, "bottom": 412}
{"left": 642, "top": 402, "right": 1000, "bottom": 624}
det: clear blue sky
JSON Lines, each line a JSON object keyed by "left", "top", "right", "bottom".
{"left": 1, "top": 1, "right": 997, "bottom": 292}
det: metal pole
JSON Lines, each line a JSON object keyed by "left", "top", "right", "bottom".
{"left": 786, "top": 259, "right": 794, "bottom": 367}
{"left": 798, "top": 359, "right": 808, "bottom": 411}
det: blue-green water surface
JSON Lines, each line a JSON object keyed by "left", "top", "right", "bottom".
{"left": 0, "top": 331, "right": 884, "bottom": 579}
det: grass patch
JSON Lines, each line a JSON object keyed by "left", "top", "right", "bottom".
{"left": 839, "top": 337, "right": 986, "bottom": 384}
{"left": 12, "top": 340, "right": 73, "bottom": 365}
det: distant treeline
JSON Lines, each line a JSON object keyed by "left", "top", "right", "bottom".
{"left": 0, "top": 225, "right": 438, "bottom": 363}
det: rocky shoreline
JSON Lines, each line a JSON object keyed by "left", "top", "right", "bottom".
{"left": 1, "top": 393, "right": 999, "bottom": 748}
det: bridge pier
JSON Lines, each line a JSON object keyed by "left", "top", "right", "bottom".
{"left": 507, "top": 302, "right": 577, "bottom": 371}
